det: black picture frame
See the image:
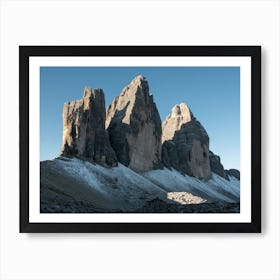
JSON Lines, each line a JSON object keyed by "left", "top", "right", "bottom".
{"left": 20, "top": 46, "right": 261, "bottom": 233}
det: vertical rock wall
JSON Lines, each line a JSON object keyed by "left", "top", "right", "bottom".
{"left": 162, "top": 103, "right": 211, "bottom": 180}
{"left": 106, "top": 75, "right": 162, "bottom": 172}
{"left": 60, "top": 87, "right": 117, "bottom": 167}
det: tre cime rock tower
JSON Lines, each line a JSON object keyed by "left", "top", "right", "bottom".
{"left": 161, "top": 103, "right": 212, "bottom": 180}
{"left": 60, "top": 87, "right": 118, "bottom": 167}
{"left": 106, "top": 75, "right": 162, "bottom": 172}
{"left": 60, "top": 75, "right": 237, "bottom": 181}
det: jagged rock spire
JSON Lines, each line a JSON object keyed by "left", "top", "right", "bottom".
{"left": 162, "top": 103, "right": 211, "bottom": 180}
{"left": 59, "top": 77, "right": 233, "bottom": 181}
{"left": 60, "top": 87, "right": 117, "bottom": 167}
{"left": 162, "top": 103, "right": 193, "bottom": 143}
{"left": 106, "top": 75, "right": 162, "bottom": 172}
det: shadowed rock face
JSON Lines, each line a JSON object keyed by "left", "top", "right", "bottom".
{"left": 209, "top": 151, "right": 228, "bottom": 179}
{"left": 60, "top": 87, "right": 117, "bottom": 167}
{"left": 106, "top": 75, "right": 162, "bottom": 172}
{"left": 162, "top": 103, "right": 211, "bottom": 180}
{"left": 225, "top": 169, "right": 240, "bottom": 180}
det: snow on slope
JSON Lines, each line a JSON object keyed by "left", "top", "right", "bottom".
{"left": 142, "top": 168, "right": 240, "bottom": 203}
{"left": 55, "top": 157, "right": 166, "bottom": 210}
{"left": 54, "top": 157, "right": 240, "bottom": 208}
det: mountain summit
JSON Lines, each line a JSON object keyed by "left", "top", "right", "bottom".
{"left": 106, "top": 75, "right": 162, "bottom": 172}
{"left": 162, "top": 103, "right": 193, "bottom": 142}
{"left": 60, "top": 87, "right": 117, "bottom": 167}
{"left": 162, "top": 103, "right": 211, "bottom": 180}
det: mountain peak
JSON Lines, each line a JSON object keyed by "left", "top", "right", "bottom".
{"left": 82, "top": 86, "right": 93, "bottom": 98}
{"left": 171, "top": 103, "right": 193, "bottom": 120}
{"left": 162, "top": 102, "right": 211, "bottom": 179}
{"left": 106, "top": 75, "right": 162, "bottom": 172}
{"left": 128, "top": 75, "right": 149, "bottom": 93}
{"left": 163, "top": 103, "right": 193, "bottom": 138}
{"left": 60, "top": 87, "right": 117, "bottom": 167}
{"left": 83, "top": 86, "right": 104, "bottom": 99}
{"left": 132, "top": 75, "right": 146, "bottom": 83}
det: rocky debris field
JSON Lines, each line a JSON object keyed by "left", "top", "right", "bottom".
{"left": 41, "top": 184, "right": 239, "bottom": 213}
{"left": 167, "top": 192, "right": 207, "bottom": 204}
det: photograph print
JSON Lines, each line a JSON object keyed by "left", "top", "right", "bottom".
{"left": 20, "top": 46, "right": 261, "bottom": 233}
{"left": 40, "top": 67, "right": 240, "bottom": 213}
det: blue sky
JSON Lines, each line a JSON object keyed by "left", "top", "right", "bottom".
{"left": 40, "top": 66, "right": 240, "bottom": 170}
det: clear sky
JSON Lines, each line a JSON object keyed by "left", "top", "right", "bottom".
{"left": 40, "top": 66, "right": 240, "bottom": 170}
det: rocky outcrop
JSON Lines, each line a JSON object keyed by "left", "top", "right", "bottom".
{"left": 106, "top": 75, "right": 162, "bottom": 172}
{"left": 209, "top": 152, "right": 241, "bottom": 181}
{"left": 60, "top": 87, "right": 117, "bottom": 167}
{"left": 225, "top": 169, "right": 240, "bottom": 180}
{"left": 59, "top": 77, "right": 239, "bottom": 181}
{"left": 209, "top": 151, "right": 228, "bottom": 179}
{"left": 162, "top": 103, "right": 211, "bottom": 180}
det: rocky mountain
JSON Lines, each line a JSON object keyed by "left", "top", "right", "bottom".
{"left": 225, "top": 169, "right": 240, "bottom": 180}
{"left": 60, "top": 87, "right": 117, "bottom": 167}
{"left": 209, "top": 151, "right": 240, "bottom": 180}
{"left": 41, "top": 75, "right": 240, "bottom": 213}
{"left": 106, "top": 75, "right": 162, "bottom": 172}
{"left": 162, "top": 103, "right": 211, "bottom": 180}
{"left": 209, "top": 151, "right": 228, "bottom": 179}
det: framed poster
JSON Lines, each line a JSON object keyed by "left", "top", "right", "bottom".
{"left": 19, "top": 46, "right": 261, "bottom": 233}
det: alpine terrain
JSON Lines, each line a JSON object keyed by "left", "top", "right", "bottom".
{"left": 41, "top": 75, "right": 240, "bottom": 213}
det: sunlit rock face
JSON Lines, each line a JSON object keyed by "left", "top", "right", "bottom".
{"left": 106, "top": 75, "right": 162, "bottom": 172}
{"left": 162, "top": 103, "right": 211, "bottom": 180}
{"left": 162, "top": 103, "right": 193, "bottom": 143}
{"left": 60, "top": 87, "right": 118, "bottom": 167}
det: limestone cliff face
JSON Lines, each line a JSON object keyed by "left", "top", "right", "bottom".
{"left": 106, "top": 75, "right": 162, "bottom": 172}
{"left": 60, "top": 87, "right": 117, "bottom": 167}
{"left": 162, "top": 103, "right": 193, "bottom": 143}
{"left": 162, "top": 103, "right": 211, "bottom": 180}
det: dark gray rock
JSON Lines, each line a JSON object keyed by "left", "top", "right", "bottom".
{"left": 162, "top": 140, "right": 180, "bottom": 170}
{"left": 209, "top": 151, "right": 228, "bottom": 179}
{"left": 162, "top": 104, "right": 211, "bottom": 180}
{"left": 106, "top": 75, "right": 162, "bottom": 172}
{"left": 225, "top": 169, "right": 240, "bottom": 180}
{"left": 60, "top": 87, "right": 117, "bottom": 167}
{"left": 136, "top": 199, "right": 240, "bottom": 213}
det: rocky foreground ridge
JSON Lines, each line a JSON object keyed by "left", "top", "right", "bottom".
{"left": 41, "top": 157, "right": 240, "bottom": 213}
{"left": 60, "top": 75, "right": 239, "bottom": 180}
